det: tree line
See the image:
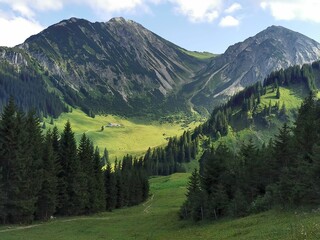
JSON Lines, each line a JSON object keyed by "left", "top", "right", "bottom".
{"left": 0, "top": 98, "right": 149, "bottom": 224}
{"left": 194, "top": 60, "right": 320, "bottom": 139}
{"left": 180, "top": 93, "right": 320, "bottom": 221}
{"left": 0, "top": 61, "right": 67, "bottom": 118}
{"left": 142, "top": 131, "right": 200, "bottom": 176}
{"left": 138, "top": 61, "right": 320, "bottom": 178}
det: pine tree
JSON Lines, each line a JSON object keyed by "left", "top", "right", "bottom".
{"left": 57, "top": 120, "right": 80, "bottom": 215}
{"left": 25, "top": 110, "right": 44, "bottom": 215}
{"left": 36, "top": 130, "right": 58, "bottom": 220}
{"left": 180, "top": 169, "right": 204, "bottom": 221}
{"left": 101, "top": 148, "right": 109, "bottom": 167}
{"left": 0, "top": 98, "right": 17, "bottom": 223}
{"left": 92, "top": 147, "right": 106, "bottom": 212}
{"left": 0, "top": 99, "right": 37, "bottom": 223}
{"left": 276, "top": 86, "right": 280, "bottom": 99}
{"left": 77, "top": 133, "right": 92, "bottom": 213}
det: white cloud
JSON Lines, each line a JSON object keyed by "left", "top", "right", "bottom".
{"left": 169, "top": 0, "right": 222, "bottom": 23}
{"left": 0, "top": 16, "right": 43, "bottom": 47}
{"left": 0, "top": 0, "right": 63, "bottom": 17}
{"left": 225, "top": 2, "right": 242, "bottom": 14}
{"left": 86, "top": 0, "right": 144, "bottom": 14}
{"left": 260, "top": 0, "right": 320, "bottom": 23}
{"left": 219, "top": 15, "right": 239, "bottom": 27}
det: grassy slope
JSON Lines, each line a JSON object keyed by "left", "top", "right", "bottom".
{"left": 1, "top": 172, "right": 320, "bottom": 240}
{"left": 213, "top": 85, "right": 305, "bottom": 150}
{"left": 45, "top": 109, "right": 200, "bottom": 160}
{"left": 179, "top": 49, "right": 217, "bottom": 60}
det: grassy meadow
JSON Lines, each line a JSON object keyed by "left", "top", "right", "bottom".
{"left": 44, "top": 109, "right": 200, "bottom": 160}
{"left": 1, "top": 172, "right": 320, "bottom": 240}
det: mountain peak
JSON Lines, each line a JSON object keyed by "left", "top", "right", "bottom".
{"left": 194, "top": 25, "right": 320, "bottom": 111}
{"left": 109, "top": 17, "right": 126, "bottom": 23}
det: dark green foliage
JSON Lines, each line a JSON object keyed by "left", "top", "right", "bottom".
{"left": 0, "top": 99, "right": 149, "bottom": 224}
{"left": 36, "top": 130, "right": 58, "bottom": 220}
{"left": 180, "top": 169, "right": 205, "bottom": 221}
{"left": 0, "top": 61, "right": 67, "bottom": 117}
{"left": 143, "top": 131, "right": 199, "bottom": 176}
{"left": 91, "top": 147, "right": 106, "bottom": 212}
{"left": 181, "top": 94, "right": 320, "bottom": 221}
{"left": 105, "top": 161, "right": 116, "bottom": 211}
{"left": 57, "top": 120, "right": 80, "bottom": 215}
{"left": 193, "top": 60, "right": 320, "bottom": 140}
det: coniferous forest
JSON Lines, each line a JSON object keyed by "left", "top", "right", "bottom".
{"left": 0, "top": 98, "right": 149, "bottom": 224}
{"left": 180, "top": 94, "right": 320, "bottom": 221}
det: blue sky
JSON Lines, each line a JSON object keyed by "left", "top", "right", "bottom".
{"left": 0, "top": 0, "right": 319, "bottom": 53}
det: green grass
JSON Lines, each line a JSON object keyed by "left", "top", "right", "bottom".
{"left": 2, "top": 173, "right": 320, "bottom": 240}
{"left": 45, "top": 109, "right": 200, "bottom": 160}
{"left": 180, "top": 49, "right": 217, "bottom": 60}
{"left": 215, "top": 85, "right": 305, "bottom": 149}
{"left": 260, "top": 85, "right": 304, "bottom": 111}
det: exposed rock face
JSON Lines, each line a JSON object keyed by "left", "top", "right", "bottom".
{"left": 19, "top": 17, "right": 204, "bottom": 102}
{"left": 190, "top": 25, "right": 320, "bottom": 111}
{"left": 1, "top": 20, "right": 319, "bottom": 116}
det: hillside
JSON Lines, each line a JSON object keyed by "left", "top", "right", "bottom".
{"left": 17, "top": 17, "right": 208, "bottom": 116}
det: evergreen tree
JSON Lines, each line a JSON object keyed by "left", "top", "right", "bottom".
{"left": 77, "top": 133, "right": 93, "bottom": 213}
{"left": 180, "top": 169, "right": 205, "bottom": 221}
{"left": 36, "top": 130, "right": 58, "bottom": 220}
{"left": 101, "top": 148, "right": 109, "bottom": 167}
{"left": 276, "top": 86, "right": 280, "bottom": 99}
{"left": 92, "top": 147, "right": 106, "bottom": 212}
{"left": 0, "top": 99, "right": 38, "bottom": 223}
{"left": 57, "top": 120, "right": 80, "bottom": 215}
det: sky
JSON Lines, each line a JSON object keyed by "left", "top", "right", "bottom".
{"left": 0, "top": 0, "right": 319, "bottom": 54}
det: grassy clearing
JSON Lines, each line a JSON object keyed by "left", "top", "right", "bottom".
{"left": 1, "top": 173, "right": 320, "bottom": 239}
{"left": 260, "top": 85, "right": 304, "bottom": 111}
{"left": 179, "top": 49, "right": 217, "bottom": 60}
{"left": 44, "top": 109, "right": 200, "bottom": 160}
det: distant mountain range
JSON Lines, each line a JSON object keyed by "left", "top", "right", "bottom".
{"left": 0, "top": 18, "right": 319, "bottom": 117}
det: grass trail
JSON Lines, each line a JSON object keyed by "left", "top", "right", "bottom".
{"left": 1, "top": 173, "right": 320, "bottom": 239}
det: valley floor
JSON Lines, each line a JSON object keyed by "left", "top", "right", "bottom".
{"left": 1, "top": 173, "right": 320, "bottom": 240}
{"left": 45, "top": 109, "right": 202, "bottom": 161}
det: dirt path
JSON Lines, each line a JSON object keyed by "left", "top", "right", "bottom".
{"left": 0, "top": 224, "right": 42, "bottom": 233}
{"left": 0, "top": 216, "right": 111, "bottom": 233}
{"left": 143, "top": 194, "right": 154, "bottom": 214}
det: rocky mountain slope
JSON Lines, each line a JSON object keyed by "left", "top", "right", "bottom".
{"left": 1, "top": 20, "right": 320, "bottom": 117}
{"left": 15, "top": 17, "right": 207, "bottom": 115}
{"left": 187, "top": 25, "right": 320, "bottom": 111}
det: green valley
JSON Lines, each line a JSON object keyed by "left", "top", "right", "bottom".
{"left": 2, "top": 14, "right": 320, "bottom": 240}
{"left": 45, "top": 109, "right": 202, "bottom": 160}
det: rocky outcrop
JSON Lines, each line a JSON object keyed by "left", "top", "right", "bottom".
{"left": 189, "top": 25, "right": 320, "bottom": 111}
{"left": 19, "top": 17, "right": 205, "bottom": 102}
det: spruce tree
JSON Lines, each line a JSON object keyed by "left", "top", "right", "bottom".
{"left": 36, "top": 130, "right": 58, "bottom": 220}
{"left": 105, "top": 161, "right": 116, "bottom": 211}
{"left": 92, "top": 147, "right": 105, "bottom": 212}
{"left": 57, "top": 120, "right": 80, "bottom": 215}
{"left": 0, "top": 99, "right": 36, "bottom": 223}
{"left": 77, "top": 133, "right": 92, "bottom": 213}
{"left": 180, "top": 169, "right": 204, "bottom": 221}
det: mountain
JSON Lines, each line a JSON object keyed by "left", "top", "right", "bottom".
{"left": 187, "top": 25, "right": 320, "bottom": 112}
{"left": 16, "top": 17, "right": 208, "bottom": 116}
{"left": 1, "top": 20, "right": 319, "bottom": 118}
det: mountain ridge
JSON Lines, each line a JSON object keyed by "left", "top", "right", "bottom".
{"left": 1, "top": 18, "right": 320, "bottom": 117}
{"left": 188, "top": 25, "right": 320, "bottom": 112}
